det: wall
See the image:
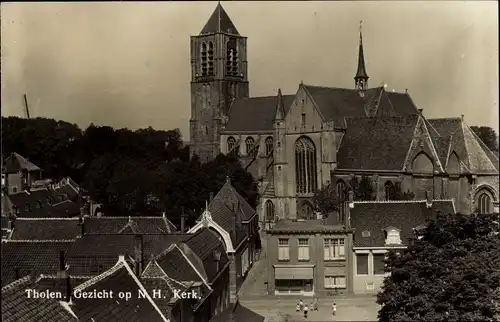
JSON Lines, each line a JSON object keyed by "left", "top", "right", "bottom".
{"left": 208, "top": 265, "right": 230, "bottom": 319}
{"left": 352, "top": 249, "right": 391, "bottom": 294}
{"left": 6, "top": 173, "right": 22, "bottom": 194}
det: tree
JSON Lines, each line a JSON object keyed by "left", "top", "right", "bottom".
{"left": 387, "top": 182, "right": 415, "bottom": 201}
{"left": 348, "top": 176, "right": 375, "bottom": 201}
{"left": 471, "top": 126, "right": 499, "bottom": 153}
{"left": 377, "top": 212, "right": 500, "bottom": 321}
{"left": 312, "top": 181, "right": 338, "bottom": 216}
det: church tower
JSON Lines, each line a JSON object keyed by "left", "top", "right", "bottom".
{"left": 189, "top": 3, "right": 249, "bottom": 162}
{"left": 354, "top": 21, "right": 369, "bottom": 92}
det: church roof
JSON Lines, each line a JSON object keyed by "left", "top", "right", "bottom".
{"left": 200, "top": 3, "right": 239, "bottom": 35}
{"left": 224, "top": 95, "right": 295, "bottom": 132}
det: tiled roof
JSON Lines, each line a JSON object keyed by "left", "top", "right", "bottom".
{"left": 184, "top": 228, "right": 230, "bottom": 282}
{"left": 155, "top": 244, "right": 204, "bottom": 283}
{"left": 71, "top": 257, "right": 169, "bottom": 322}
{"left": 224, "top": 95, "right": 295, "bottom": 132}
{"left": 2, "top": 152, "right": 42, "bottom": 173}
{"left": 210, "top": 301, "right": 265, "bottom": 322}
{"left": 337, "top": 115, "right": 419, "bottom": 170}
{"left": 212, "top": 180, "right": 255, "bottom": 221}
{"left": 200, "top": 3, "right": 239, "bottom": 35}
{"left": 5, "top": 189, "right": 80, "bottom": 218}
{"left": 83, "top": 216, "right": 177, "bottom": 234}
{"left": 9, "top": 218, "right": 82, "bottom": 241}
{"left": 34, "top": 275, "right": 92, "bottom": 295}
{"left": 1, "top": 276, "right": 78, "bottom": 322}
{"left": 1, "top": 240, "right": 75, "bottom": 286}
{"left": 349, "top": 200, "right": 456, "bottom": 247}
{"left": 53, "top": 183, "right": 79, "bottom": 201}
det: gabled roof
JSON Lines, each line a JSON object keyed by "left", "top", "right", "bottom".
{"left": 9, "top": 217, "right": 81, "bottom": 241}
{"left": 1, "top": 276, "right": 78, "bottom": 322}
{"left": 83, "top": 216, "right": 177, "bottom": 234}
{"left": 427, "top": 118, "right": 499, "bottom": 173}
{"left": 200, "top": 3, "right": 239, "bottom": 35}
{"left": 350, "top": 200, "right": 456, "bottom": 247}
{"left": 224, "top": 95, "right": 295, "bottom": 132}
{"left": 2, "top": 152, "right": 41, "bottom": 173}
{"left": 1, "top": 240, "right": 75, "bottom": 286}
{"left": 337, "top": 115, "right": 420, "bottom": 170}
{"left": 71, "top": 257, "right": 169, "bottom": 322}
{"left": 154, "top": 244, "right": 205, "bottom": 284}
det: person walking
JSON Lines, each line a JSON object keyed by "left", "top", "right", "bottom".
{"left": 299, "top": 299, "right": 304, "bottom": 311}
{"left": 332, "top": 302, "right": 337, "bottom": 316}
{"left": 303, "top": 303, "right": 309, "bottom": 319}
{"left": 296, "top": 302, "right": 300, "bottom": 312}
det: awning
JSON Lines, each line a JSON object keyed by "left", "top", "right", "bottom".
{"left": 275, "top": 267, "right": 313, "bottom": 280}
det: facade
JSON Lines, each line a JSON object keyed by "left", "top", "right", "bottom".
{"left": 2, "top": 153, "right": 43, "bottom": 195}
{"left": 189, "top": 4, "right": 499, "bottom": 224}
{"left": 265, "top": 218, "right": 353, "bottom": 296}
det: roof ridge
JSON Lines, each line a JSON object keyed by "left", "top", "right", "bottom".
{"left": 2, "top": 239, "right": 76, "bottom": 243}
{"left": 37, "top": 274, "right": 92, "bottom": 280}
{"left": 1, "top": 275, "right": 32, "bottom": 293}
{"left": 86, "top": 217, "right": 165, "bottom": 220}
{"left": 352, "top": 199, "right": 454, "bottom": 204}
{"left": 16, "top": 217, "right": 79, "bottom": 221}
{"left": 74, "top": 259, "right": 125, "bottom": 291}
{"left": 302, "top": 84, "right": 358, "bottom": 92}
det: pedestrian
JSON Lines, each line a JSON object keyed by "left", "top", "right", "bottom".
{"left": 313, "top": 297, "right": 319, "bottom": 311}
{"left": 299, "top": 299, "right": 304, "bottom": 311}
{"left": 303, "top": 303, "right": 309, "bottom": 319}
{"left": 332, "top": 302, "right": 337, "bottom": 316}
{"left": 296, "top": 302, "right": 300, "bottom": 312}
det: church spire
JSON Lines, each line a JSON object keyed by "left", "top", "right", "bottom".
{"left": 200, "top": 3, "right": 240, "bottom": 35}
{"left": 354, "top": 21, "right": 369, "bottom": 91}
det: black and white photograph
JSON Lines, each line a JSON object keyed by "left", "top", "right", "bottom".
{"left": 1, "top": 1, "right": 499, "bottom": 321}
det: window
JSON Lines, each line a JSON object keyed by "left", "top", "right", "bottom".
{"left": 226, "top": 39, "right": 238, "bottom": 76}
{"left": 324, "top": 239, "right": 345, "bottom": 260}
{"left": 265, "top": 137, "right": 273, "bottom": 155}
{"left": 245, "top": 137, "right": 255, "bottom": 157}
{"left": 356, "top": 254, "right": 369, "bottom": 275}
{"left": 227, "top": 136, "right": 236, "bottom": 153}
{"left": 36, "top": 201, "right": 42, "bottom": 209}
{"left": 373, "top": 254, "right": 386, "bottom": 275}
{"left": 295, "top": 136, "right": 317, "bottom": 194}
{"left": 336, "top": 180, "right": 347, "bottom": 222}
{"left": 301, "top": 113, "right": 306, "bottom": 127}
{"left": 278, "top": 238, "right": 289, "bottom": 261}
{"left": 201, "top": 42, "right": 207, "bottom": 76}
{"left": 384, "top": 181, "right": 393, "bottom": 200}
{"left": 24, "top": 203, "right": 32, "bottom": 213}
{"left": 265, "top": 200, "right": 275, "bottom": 222}
{"left": 324, "top": 276, "right": 346, "bottom": 289}
{"left": 478, "top": 192, "right": 492, "bottom": 214}
{"left": 298, "top": 201, "right": 315, "bottom": 220}
{"left": 1, "top": 174, "right": 5, "bottom": 186}
{"left": 385, "top": 229, "right": 402, "bottom": 245}
{"left": 12, "top": 186, "right": 18, "bottom": 194}
{"left": 298, "top": 239, "right": 310, "bottom": 261}
{"left": 208, "top": 41, "right": 214, "bottom": 75}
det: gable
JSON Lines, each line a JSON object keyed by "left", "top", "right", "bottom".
{"left": 285, "top": 85, "right": 324, "bottom": 133}
{"left": 447, "top": 151, "right": 460, "bottom": 174}
{"left": 412, "top": 152, "right": 434, "bottom": 174}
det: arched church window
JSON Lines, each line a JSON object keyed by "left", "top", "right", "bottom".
{"left": 298, "top": 201, "right": 315, "bottom": 220}
{"left": 384, "top": 181, "right": 394, "bottom": 200}
{"left": 477, "top": 190, "right": 493, "bottom": 214}
{"left": 295, "top": 136, "right": 317, "bottom": 194}
{"left": 336, "top": 180, "right": 347, "bottom": 222}
{"left": 245, "top": 137, "right": 255, "bottom": 157}
{"left": 201, "top": 42, "right": 208, "bottom": 76}
{"left": 208, "top": 42, "right": 214, "bottom": 75}
{"left": 226, "top": 39, "right": 238, "bottom": 76}
{"left": 265, "top": 137, "right": 274, "bottom": 155}
{"left": 265, "top": 200, "right": 275, "bottom": 222}
{"left": 227, "top": 137, "right": 236, "bottom": 153}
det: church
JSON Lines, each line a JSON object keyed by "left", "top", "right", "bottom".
{"left": 189, "top": 4, "right": 499, "bottom": 224}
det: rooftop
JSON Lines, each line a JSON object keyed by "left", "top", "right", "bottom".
{"left": 267, "top": 219, "right": 349, "bottom": 234}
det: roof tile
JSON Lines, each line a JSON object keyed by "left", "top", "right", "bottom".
{"left": 10, "top": 218, "right": 81, "bottom": 241}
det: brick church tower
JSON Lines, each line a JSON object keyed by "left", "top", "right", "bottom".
{"left": 189, "top": 3, "right": 249, "bottom": 162}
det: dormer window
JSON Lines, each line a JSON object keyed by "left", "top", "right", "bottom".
{"left": 384, "top": 227, "right": 401, "bottom": 245}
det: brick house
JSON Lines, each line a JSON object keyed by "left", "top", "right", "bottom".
{"left": 265, "top": 217, "right": 353, "bottom": 296}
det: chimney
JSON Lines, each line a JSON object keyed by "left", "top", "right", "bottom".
{"left": 226, "top": 176, "right": 231, "bottom": 184}
{"left": 461, "top": 114, "right": 464, "bottom": 122}
{"left": 180, "top": 213, "right": 186, "bottom": 233}
{"left": 405, "top": 88, "right": 408, "bottom": 94}
{"left": 209, "top": 192, "right": 214, "bottom": 203}
{"left": 65, "top": 273, "right": 72, "bottom": 302}
{"left": 57, "top": 250, "right": 69, "bottom": 279}
{"left": 134, "top": 235, "right": 144, "bottom": 276}
{"left": 425, "top": 191, "right": 432, "bottom": 208}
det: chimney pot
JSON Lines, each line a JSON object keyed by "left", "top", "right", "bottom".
{"left": 461, "top": 114, "right": 464, "bottom": 121}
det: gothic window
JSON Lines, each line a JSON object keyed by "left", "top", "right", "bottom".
{"left": 265, "top": 200, "right": 275, "bottom": 222}
{"left": 336, "top": 180, "right": 347, "bottom": 222}
{"left": 24, "top": 203, "right": 31, "bottom": 213}
{"left": 265, "top": 137, "right": 274, "bottom": 155}
{"left": 227, "top": 136, "right": 236, "bottom": 153}
{"left": 476, "top": 189, "right": 493, "bottom": 214}
{"left": 295, "top": 136, "right": 317, "bottom": 194}
{"left": 226, "top": 39, "right": 238, "bottom": 76}
{"left": 208, "top": 42, "right": 214, "bottom": 76}
{"left": 201, "top": 42, "right": 208, "bottom": 76}
{"left": 245, "top": 137, "right": 255, "bottom": 157}
{"left": 298, "top": 201, "right": 315, "bottom": 220}
{"left": 384, "top": 181, "right": 394, "bottom": 200}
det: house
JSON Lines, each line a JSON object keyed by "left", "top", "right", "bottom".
{"left": 347, "top": 195, "right": 456, "bottom": 294}
{"left": 188, "top": 177, "right": 260, "bottom": 303}
{"left": 7, "top": 217, "right": 82, "bottom": 241}
{"left": 265, "top": 217, "right": 353, "bottom": 296}
{"left": 2, "top": 152, "right": 43, "bottom": 195}
{"left": 81, "top": 214, "right": 177, "bottom": 234}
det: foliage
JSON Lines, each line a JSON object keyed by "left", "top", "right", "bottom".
{"left": 377, "top": 212, "right": 500, "bottom": 322}
{"left": 386, "top": 182, "right": 415, "bottom": 200}
{"left": 470, "top": 126, "right": 499, "bottom": 153}
{"left": 312, "top": 181, "right": 339, "bottom": 215}
{"left": 348, "top": 176, "right": 375, "bottom": 201}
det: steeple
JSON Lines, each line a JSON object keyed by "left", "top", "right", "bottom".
{"left": 200, "top": 3, "right": 240, "bottom": 35}
{"left": 275, "top": 88, "right": 285, "bottom": 120}
{"left": 354, "top": 21, "right": 369, "bottom": 91}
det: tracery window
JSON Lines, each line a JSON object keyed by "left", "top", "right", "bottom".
{"left": 298, "top": 201, "right": 315, "bottom": 220}
{"left": 245, "top": 137, "right": 255, "bottom": 157}
{"left": 295, "top": 136, "right": 317, "bottom": 194}
{"left": 265, "top": 200, "right": 275, "bottom": 222}
{"left": 227, "top": 136, "right": 236, "bottom": 153}
{"left": 226, "top": 39, "right": 238, "bottom": 76}
{"left": 265, "top": 137, "right": 274, "bottom": 155}
{"left": 384, "top": 181, "right": 394, "bottom": 200}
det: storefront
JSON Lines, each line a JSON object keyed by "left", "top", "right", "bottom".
{"left": 274, "top": 265, "right": 315, "bottom": 296}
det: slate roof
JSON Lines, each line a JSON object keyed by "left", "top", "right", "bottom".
{"left": 200, "top": 3, "right": 239, "bottom": 35}
{"left": 71, "top": 257, "right": 169, "bottom": 322}
{"left": 1, "top": 240, "right": 75, "bottom": 286}
{"left": 2, "top": 152, "right": 42, "bottom": 173}
{"left": 427, "top": 118, "right": 499, "bottom": 173}
{"left": 66, "top": 233, "right": 189, "bottom": 275}
{"left": 83, "top": 216, "right": 177, "bottom": 234}
{"left": 1, "top": 276, "right": 78, "bottom": 322}
{"left": 224, "top": 95, "right": 295, "bottom": 132}
{"left": 9, "top": 218, "right": 81, "bottom": 241}
{"left": 154, "top": 244, "right": 205, "bottom": 284}
{"left": 5, "top": 189, "right": 80, "bottom": 218}
{"left": 210, "top": 301, "right": 265, "bottom": 322}
{"left": 337, "top": 115, "right": 419, "bottom": 170}
{"left": 350, "top": 200, "right": 456, "bottom": 247}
